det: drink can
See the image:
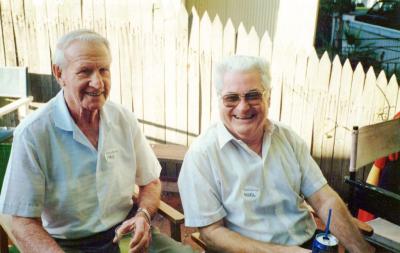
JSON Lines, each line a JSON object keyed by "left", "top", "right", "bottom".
{"left": 311, "top": 233, "right": 338, "bottom": 253}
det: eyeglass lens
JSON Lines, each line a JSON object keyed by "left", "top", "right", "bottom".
{"left": 222, "top": 90, "right": 264, "bottom": 107}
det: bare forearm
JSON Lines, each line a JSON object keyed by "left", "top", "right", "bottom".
{"left": 12, "top": 216, "right": 64, "bottom": 253}
{"left": 138, "top": 178, "right": 161, "bottom": 217}
{"left": 311, "top": 187, "right": 373, "bottom": 253}
{"left": 200, "top": 223, "right": 310, "bottom": 253}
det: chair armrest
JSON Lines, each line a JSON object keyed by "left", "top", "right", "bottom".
{"left": 345, "top": 177, "right": 400, "bottom": 225}
{"left": 0, "top": 214, "right": 21, "bottom": 252}
{"left": 158, "top": 201, "right": 184, "bottom": 225}
{"left": 190, "top": 232, "right": 206, "bottom": 249}
{"left": 158, "top": 201, "right": 184, "bottom": 242}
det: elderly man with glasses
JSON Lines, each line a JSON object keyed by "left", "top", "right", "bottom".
{"left": 178, "top": 55, "right": 374, "bottom": 253}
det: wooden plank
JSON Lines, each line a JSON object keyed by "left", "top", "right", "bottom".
{"left": 390, "top": 76, "right": 400, "bottom": 114}
{"left": 302, "top": 48, "right": 319, "bottom": 150}
{"left": 386, "top": 76, "right": 399, "bottom": 118}
{"left": 223, "top": 18, "right": 235, "bottom": 57}
{"left": 150, "top": 143, "right": 187, "bottom": 161}
{"left": 0, "top": 0, "right": 5, "bottom": 66}
{"left": 346, "top": 63, "right": 365, "bottom": 182}
{"left": 199, "top": 12, "right": 212, "bottom": 133}
{"left": 361, "top": 67, "right": 377, "bottom": 127}
{"left": 210, "top": 15, "right": 223, "bottom": 124}
{"left": 187, "top": 7, "right": 200, "bottom": 144}
{"left": 373, "top": 71, "right": 389, "bottom": 123}
{"left": 259, "top": 31, "right": 272, "bottom": 63}
{"left": 30, "top": 0, "right": 54, "bottom": 101}
{"left": 174, "top": 4, "right": 189, "bottom": 145}
{"left": 164, "top": 4, "right": 178, "bottom": 144}
{"left": 348, "top": 63, "right": 366, "bottom": 128}
{"left": 357, "top": 118, "right": 400, "bottom": 168}
{"left": 46, "top": 0, "right": 60, "bottom": 65}
{"left": 291, "top": 49, "right": 307, "bottom": 137}
{"left": 331, "top": 59, "right": 353, "bottom": 195}
{"left": 118, "top": 24, "right": 133, "bottom": 111}
{"left": 311, "top": 52, "right": 331, "bottom": 166}
{"left": 320, "top": 55, "right": 342, "bottom": 183}
{"left": 0, "top": 66, "right": 27, "bottom": 97}
{"left": 247, "top": 27, "right": 260, "bottom": 57}
{"left": 0, "top": 0, "right": 17, "bottom": 66}
{"left": 235, "top": 22, "right": 247, "bottom": 55}
{"left": 279, "top": 45, "right": 296, "bottom": 126}
{"left": 268, "top": 42, "right": 284, "bottom": 121}
{"left": 93, "top": 0, "right": 107, "bottom": 36}
{"left": 10, "top": 0, "right": 28, "bottom": 67}
{"left": 129, "top": 1, "right": 144, "bottom": 130}
{"left": 106, "top": 22, "right": 121, "bottom": 104}
{"left": 141, "top": 0, "right": 155, "bottom": 139}
{"left": 57, "top": 0, "right": 82, "bottom": 33}
{"left": 0, "top": 96, "right": 33, "bottom": 117}
{"left": 82, "top": 0, "right": 94, "bottom": 29}
{"left": 376, "top": 70, "right": 398, "bottom": 121}
{"left": 143, "top": 0, "right": 165, "bottom": 143}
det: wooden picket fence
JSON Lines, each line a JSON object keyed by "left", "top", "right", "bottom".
{"left": 0, "top": 0, "right": 399, "bottom": 196}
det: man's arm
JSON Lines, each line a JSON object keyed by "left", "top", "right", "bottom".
{"left": 306, "top": 185, "right": 374, "bottom": 253}
{"left": 137, "top": 178, "right": 161, "bottom": 217}
{"left": 114, "top": 179, "right": 161, "bottom": 252}
{"left": 199, "top": 220, "right": 311, "bottom": 253}
{"left": 11, "top": 216, "right": 64, "bottom": 253}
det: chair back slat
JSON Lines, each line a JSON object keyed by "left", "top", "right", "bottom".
{"left": 0, "top": 67, "right": 28, "bottom": 98}
{"left": 150, "top": 144, "right": 188, "bottom": 161}
{"left": 355, "top": 118, "right": 400, "bottom": 169}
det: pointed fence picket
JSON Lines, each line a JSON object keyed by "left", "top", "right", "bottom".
{"left": 0, "top": 1, "right": 399, "bottom": 197}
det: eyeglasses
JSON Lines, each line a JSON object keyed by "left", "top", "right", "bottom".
{"left": 220, "top": 90, "right": 266, "bottom": 107}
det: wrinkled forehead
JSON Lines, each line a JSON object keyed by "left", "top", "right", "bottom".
{"left": 222, "top": 70, "right": 264, "bottom": 92}
{"left": 64, "top": 40, "right": 111, "bottom": 64}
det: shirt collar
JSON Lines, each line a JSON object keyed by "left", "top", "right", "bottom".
{"left": 217, "top": 119, "right": 276, "bottom": 150}
{"left": 52, "top": 90, "right": 112, "bottom": 132}
{"left": 53, "top": 90, "right": 74, "bottom": 132}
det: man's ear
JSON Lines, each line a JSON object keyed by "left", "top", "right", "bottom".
{"left": 52, "top": 64, "right": 64, "bottom": 87}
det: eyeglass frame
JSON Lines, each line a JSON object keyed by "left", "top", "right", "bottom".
{"left": 219, "top": 89, "right": 268, "bottom": 107}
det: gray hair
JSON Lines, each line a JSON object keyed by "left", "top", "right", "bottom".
{"left": 53, "top": 29, "right": 111, "bottom": 68}
{"left": 214, "top": 55, "right": 271, "bottom": 95}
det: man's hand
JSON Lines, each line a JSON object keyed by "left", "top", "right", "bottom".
{"left": 113, "top": 214, "right": 152, "bottom": 253}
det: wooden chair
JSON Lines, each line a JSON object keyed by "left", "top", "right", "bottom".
{"left": 0, "top": 66, "right": 32, "bottom": 253}
{"left": 345, "top": 118, "right": 400, "bottom": 253}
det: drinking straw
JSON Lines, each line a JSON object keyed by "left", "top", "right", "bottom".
{"left": 324, "top": 208, "right": 332, "bottom": 239}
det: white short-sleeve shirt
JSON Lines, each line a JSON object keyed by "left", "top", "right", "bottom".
{"left": 0, "top": 91, "right": 161, "bottom": 239}
{"left": 178, "top": 121, "right": 327, "bottom": 245}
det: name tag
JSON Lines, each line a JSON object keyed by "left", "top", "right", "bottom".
{"left": 242, "top": 186, "right": 260, "bottom": 201}
{"left": 105, "top": 149, "right": 118, "bottom": 162}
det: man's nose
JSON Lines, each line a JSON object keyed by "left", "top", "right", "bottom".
{"left": 236, "top": 97, "right": 250, "bottom": 110}
{"left": 90, "top": 71, "right": 104, "bottom": 88}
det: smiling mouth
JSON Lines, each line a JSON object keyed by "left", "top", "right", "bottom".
{"left": 233, "top": 114, "right": 256, "bottom": 120}
{"left": 85, "top": 91, "right": 103, "bottom": 97}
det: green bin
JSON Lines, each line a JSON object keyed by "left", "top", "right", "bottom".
{"left": 0, "top": 142, "right": 11, "bottom": 192}
{"left": 0, "top": 136, "right": 19, "bottom": 253}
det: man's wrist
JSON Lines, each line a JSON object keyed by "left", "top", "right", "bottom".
{"left": 137, "top": 207, "right": 152, "bottom": 225}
